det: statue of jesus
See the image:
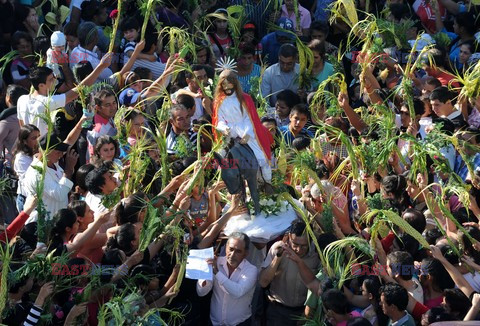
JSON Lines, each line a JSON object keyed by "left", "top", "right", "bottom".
{"left": 212, "top": 69, "right": 274, "bottom": 189}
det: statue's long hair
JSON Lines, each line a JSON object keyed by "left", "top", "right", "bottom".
{"left": 213, "top": 70, "right": 246, "bottom": 113}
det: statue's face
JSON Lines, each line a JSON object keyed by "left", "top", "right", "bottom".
{"left": 221, "top": 79, "right": 235, "bottom": 96}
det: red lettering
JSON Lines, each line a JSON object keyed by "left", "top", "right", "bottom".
{"left": 61, "top": 265, "right": 70, "bottom": 276}
{"left": 51, "top": 263, "right": 62, "bottom": 275}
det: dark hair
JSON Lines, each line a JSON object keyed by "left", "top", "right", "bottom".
{"left": 276, "top": 89, "right": 301, "bottom": 109}
{"left": 85, "top": 163, "right": 111, "bottom": 195}
{"left": 394, "top": 233, "right": 420, "bottom": 258}
{"left": 175, "top": 93, "right": 195, "bottom": 110}
{"left": 133, "top": 67, "right": 152, "bottom": 80}
{"left": 308, "top": 39, "right": 326, "bottom": 59}
{"left": 292, "top": 137, "right": 310, "bottom": 151}
{"left": 184, "top": 64, "right": 206, "bottom": 79}
{"left": 444, "top": 288, "right": 472, "bottom": 319}
{"left": 49, "top": 208, "right": 77, "bottom": 250}
{"left": 462, "top": 226, "right": 480, "bottom": 264}
{"left": 73, "top": 61, "right": 94, "bottom": 83}
{"left": 11, "top": 31, "right": 33, "bottom": 51}
{"left": 278, "top": 43, "right": 297, "bottom": 58}
{"left": 6, "top": 85, "right": 28, "bottom": 107}
{"left": 74, "top": 163, "right": 95, "bottom": 193}
{"left": 387, "top": 251, "right": 414, "bottom": 281}
{"left": 315, "top": 162, "right": 330, "bottom": 179}
{"left": 33, "top": 36, "right": 50, "bottom": 57}
{"left": 29, "top": 66, "right": 53, "bottom": 90}
{"left": 455, "top": 12, "right": 477, "bottom": 36}
{"left": 290, "top": 104, "right": 310, "bottom": 117}
{"left": 124, "top": 109, "right": 143, "bottom": 123}
{"left": 425, "top": 228, "right": 443, "bottom": 245}
{"left": 425, "top": 48, "right": 446, "bottom": 68}
{"left": 239, "top": 42, "right": 256, "bottom": 56}
{"left": 94, "top": 89, "right": 116, "bottom": 106}
{"left": 322, "top": 289, "right": 350, "bottom": 314}
{"left": 261, "top": 116, "right": 277, "bottom": 125}
{"left": 363, "top": 276, "right": 389, "bottom": 324}
{"left": 424, "top": 76, "right": 442, "bottom": 89}
{"left": 92, "top": 136, "right": 120, "bottom": 164}
{"left": 402, "top": 208, "right": 426, "bottom": 234}
{"left": 106, "top": 223, "right": 136, "bottom": 255}
{"left": 429, "top": 86, "right": 455, "bottom": 104}
{"left": 14, "top": 4, "right": 34, "bottom": 24}
{"left": 403, "top": 98, "right": 425, "bottom": 117}
{"left": 81, "top": 1, "right": 105, "bottom": 22}
{"left": 316, "top": 232, "right": 337, "bottom": 250}
{"left": 389, "top": 3, "right": 411, "bottom": 22}
{"left": 309, "top": 21, "right": 329, "bottom": 36}
{"left": 381, "top": 174, "right": 407, "bottom": 200}
{"left": 459, "top": 40, "right": 476, "bottom": 54}
{"left": 379, "top": 282, "right": 408, "bottom": 311}
{"left": 12, "top": 124, "right": 40, "bottom": 157}
{"left": 130, "top": 264, "right": 155, "bottom": 287}
{"left": 120, "top": 16, "right": 140, "bottom": 33}
{"left": 69, "top": 200, "right": 88, "bottom": 218}
{"left": 64, "top": 22, "right": 78, "bottom": 37}
{"left": 421, "top": 257, "right": 455, "bottom": 291}
{"left": 422, "top": 307, "right": 453, "bottom": 324}
{"left": 115, "top": 192, "right": 146, "bottom": 225}
{"left": 290, "top": 219, "right": 306, "bottom": 237}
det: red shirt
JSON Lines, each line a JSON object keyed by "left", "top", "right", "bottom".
{"left": 0, "top": 211, "right": 30, "bottom": 243}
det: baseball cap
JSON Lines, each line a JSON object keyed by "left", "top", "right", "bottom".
{"left": 119, "top": 88, "right": 141, "bottom": 106}
{"left": 51, "top": 31, "right": 66, "bottom": 47}
{"left": 39, "top": 133, "right": 69, "bottom": 152}
{"left": 276, "top": 17, "right": 295, "bottom": 38}
{"left": 214, "top": 8, "right": 228, "bottom": 20}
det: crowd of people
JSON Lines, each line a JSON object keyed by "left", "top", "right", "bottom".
{"left": 1, "top": 0, "right": 480, "bottom": 325}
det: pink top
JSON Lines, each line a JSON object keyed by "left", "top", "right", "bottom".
{"left": 337, "top": 310, "right": 363, "bottom": 326}
{"left": 424, "top": 295, "right": 444, "bottom": 309}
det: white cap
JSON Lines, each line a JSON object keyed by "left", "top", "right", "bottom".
{"left": 50, "top": 31, "right": 66, "bottom": 47}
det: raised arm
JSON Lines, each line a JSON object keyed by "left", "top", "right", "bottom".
{"left": 431, "top": 245, "right": 475, "bottom": 298}
{"left": 119, "top": 41, "right": 146, "bottom": 76}
{"left": 64, "top": 52, "right": 114, "bottom": 104}
{"left": 143, "top": 56, "right": 182, "bottom": 99}
{"left": 66, "top": 211, "right": 110, "bottom": 253}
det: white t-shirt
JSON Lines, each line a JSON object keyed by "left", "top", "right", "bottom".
{"left": 17, "top": 94, "right": 66, "bottom": 136}
{"left": 14, "top": 152, "right": 33, "bottom": 196}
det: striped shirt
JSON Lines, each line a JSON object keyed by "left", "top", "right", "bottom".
{"left": 23, "top": 304, "right": 42, "bottom": 326}
{"left": 166, "top": 128, "right": 197, "bottom": 155}
{"left": 230, "top": 0, "right": 273, "bottom": 38}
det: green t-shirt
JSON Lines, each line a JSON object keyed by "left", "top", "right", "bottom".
{"left": 304, "top": 270, "right": 326, "bottom": 324}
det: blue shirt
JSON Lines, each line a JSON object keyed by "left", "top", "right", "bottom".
{"left": 279, "top": 125, "right": 313, "bottom": 145}
{"left": 454, "top": 152, "right": 480, "bottom": 182}
{"left": 238, "top": 64, "right": 261, "bottom": 94}
{"left": 310, "top": 62, "right": 335, "bottom": 91}
{"left": 261, "top": 62, "right": 300, "bottom": 107}
{"left": 313, "top": 0, "right": 334, "bottom": 22}
{"left": 261, "top": 32, "right": 291, "bottom": 65}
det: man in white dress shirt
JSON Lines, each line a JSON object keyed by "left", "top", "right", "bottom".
{"left": 197, "top": 232, "right": 258, "bottom": 326}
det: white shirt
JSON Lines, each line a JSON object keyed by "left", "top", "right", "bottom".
{"left": 85, "top": 191, "right": 112, "bottom": 233}
{"left": 14, "top": 152, "right": 33, "bottom": 196}
{"left": 197, "top": 256, "right": 258, "bottom": 326}
{"left": 70, "top": 45, "right": 112, "bottom": 81}
{"left": 23, "top": 157, "right": 73, "bottom": 224}
{"left": 17, "top": 94, "right": 66, "bottom": 136}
